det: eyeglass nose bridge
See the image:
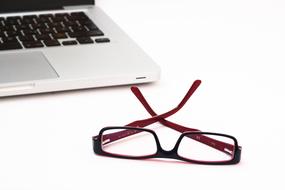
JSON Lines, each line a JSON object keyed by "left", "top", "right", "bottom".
{"left": 155, "top": 146, "right": 179, "bottom": 159}
{"left": 152, "top": 136, "right": 181, "bottom": 159}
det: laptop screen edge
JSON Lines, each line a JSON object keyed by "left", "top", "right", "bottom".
{"left": 0, "top": 0, "right": 95, "bottom": 13}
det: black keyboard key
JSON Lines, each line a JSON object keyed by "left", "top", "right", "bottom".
{"left": 23, "top": 15, "right": 38, "bottom": 20}
{"left": 95, "top": 38, "right": 110, "bottom": 43}
{"left": 6, "top": 16, "right": 21, "bottom": 20}
{"left": 2, "top": 36, "right": 18, "bottom": 43}
{"left": 39, "top": 14, "right": 53, "bottom": 19}
{"left": 68, "top": 32, "right": 85, "bottom": 38}
{"left": 1, "top": 25, "right": 15, "bottom": 32}
{"left": 31, "top": 23, "right": 48, "bottom": 29}
{"left": 74, "top": 25, "right": 87, "bottom": 31}
{"left": 40, "top": 18, "right": 51, "bottom": 24}
{"left": 52, "top": 32, "right": 67, "bottom": 39}
{"left": 5, "top": 16, "right": 21, "bottom": 25}
{"left": 71, "top": 26, "right": 87, "bottom": 32}
{"left": 55, "top": 13, "right": 69, "bottom": 17}
{"left": 84, "top": 22, "right": 98, "bottom": 30}
{"left": 54, "top": 13, "right": 71, "bottom": 21}
{"left": 77, "top": 37, "right": 93, "bottom": 44}
{"left": 35, "top": 17, "right": 50, "bottom": 24}
{"left": 88, "top": 30, "right": 104, "bottom": 36}
{"left": 47, "top": 22, "right": 63, "bottom": 28}
{"left": 68, "top": 30, "right": 104, "bottom": 38}
{"left": 62, "top": 40, "right": 78, "bottom": 46}
{"left": 23, "top": 41, "right": 44, "bottom": 48}
{"left": 63, "top": 20, "right": 78, "bottom": 27}
{"left": 6, "top": 30, "right": 22, "bottom": 37}
{"left": 21, "top": 18, "right": 35, "bottom": 25}
{"left": 52, "top": 15, "right": 66, "bottom": 22}
{"left": 39, "top": 28, "right": 55, "bottom": 34}
{"left": 23, "top": 29, "right": 39, "bottom": 36}
{"left": 19, "top": 35, "right": 35, "bottom": 42}
{"left": 35, "top": 34, "right": 51, "bottom": 41}
{"left": 79, "top": 19, "right": 94, "bottom": 25}
{"left": 0, "top": 42, "right": 22, "bottom": 50}
{"left": 54, "top": 26, "right": 70, "bottom": 33}
{"left": 44, "top": 39, "right": 60, "bottom": 47}
{"left": 70, "top": 12, "right": 89, "bottom": 21}
{"left": 22, "top": 15, "right": 37, "bottom": 24}
{"left": 15, "top": 24, "right": 31, "bottom": 30}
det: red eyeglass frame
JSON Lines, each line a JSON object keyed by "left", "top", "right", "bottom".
{"left": 93, "top": 80, "right": 242, "bottom": 165}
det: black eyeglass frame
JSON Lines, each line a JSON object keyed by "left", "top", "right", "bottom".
{"left": 93, "top": 126, "right": 241, "bottom": 165}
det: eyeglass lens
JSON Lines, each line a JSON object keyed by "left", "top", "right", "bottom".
{"left": 178, "top": 134, "right": 235, "bottom": 162}
{"left": 101, "top": 128, "right": 157, "bottom": 157}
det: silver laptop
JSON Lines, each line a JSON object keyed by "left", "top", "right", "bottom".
{"left": 0, "top": 0, "right": 160, "bottom": 97}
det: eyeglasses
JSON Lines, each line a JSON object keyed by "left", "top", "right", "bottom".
{"left": 93, "top": 80, "right": 242, "bottom": 165}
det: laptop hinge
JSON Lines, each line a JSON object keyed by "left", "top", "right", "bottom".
{"left": 63, "top": 4, "right": 94, "bottom": 11}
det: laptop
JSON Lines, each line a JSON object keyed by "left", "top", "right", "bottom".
{"left": 0, "top": 0, "right": 160, "bottom": 97}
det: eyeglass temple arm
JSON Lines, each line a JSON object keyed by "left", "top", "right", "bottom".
{"left": 128, "top": 80, "right": 202, "bottom": 127}
{"left": 130, "top": 86, "right": 199, "bottom": 132}
{"left": 131, "top": 84, "right": 235, "bottom": 154}
{"left": 99, "top": 80, "right": 201, "bottom": 144}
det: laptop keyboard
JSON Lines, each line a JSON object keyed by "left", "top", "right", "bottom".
{"left": 0, "top": 12, "right": 110, "bottom": 51}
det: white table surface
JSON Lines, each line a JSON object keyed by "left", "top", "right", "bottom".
{"left": 1, "top": 0, "right": 284, "bottom": 189}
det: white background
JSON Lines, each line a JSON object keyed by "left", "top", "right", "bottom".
{"left": 1, "top": 0, "right": 285, "bottom": 189}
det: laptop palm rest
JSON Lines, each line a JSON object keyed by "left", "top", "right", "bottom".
{"left": 0, "top": 52, "right": 59, "bottom": 85}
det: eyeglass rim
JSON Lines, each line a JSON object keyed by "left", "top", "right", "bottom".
{"left": 93, "top": 126, "right": 241, "bottom": 165}
{"left": 97, "top": 126, "right": 160, "bottom": 159}
{"left": 175, "top": 131, "right": 240, "bottom": 164}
